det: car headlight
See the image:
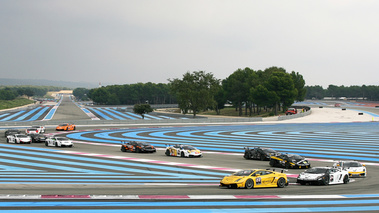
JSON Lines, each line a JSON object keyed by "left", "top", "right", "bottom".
{"left": 235, "top": 178, "right": 242, "bottom": 182}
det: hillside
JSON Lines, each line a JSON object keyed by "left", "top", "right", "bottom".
{"left": 0, "top": 78, "right": 99, "bottom": 89}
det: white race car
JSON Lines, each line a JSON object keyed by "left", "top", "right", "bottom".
{"left": 25, "top": 128, "right": 39, "bottom": 134}
{"left": 333, "top": 160, "right": 367, "bottom": 177}
{"left": 6, "top": 134, "right": 32, "bottom": 144}
{"left": 45, "top": 136, "right": 73, "bottom": 147}
{"left": 165, "top": 144, "right": 202, "bottom": 158}
{"left": 31, "top": 125, "right": 45, "bottom": 133}
{"left": 297, "top": 167, "right": 349, "bottom": 185}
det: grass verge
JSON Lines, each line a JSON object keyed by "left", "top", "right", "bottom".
{"left": 0, "top": 98, "right": 34, "bottom": 110}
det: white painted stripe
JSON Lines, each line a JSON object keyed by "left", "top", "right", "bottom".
{"left": 0, "top": 194, "right": 41, "bottom": 199}
{"left": 1, "top": 194, "right": 376, "bottom": 200}
{"left": 188, "top": 195, "right": 237, "bottom": 199}
{"left": 91, "top": 195, "right": 139, "bottom": 199}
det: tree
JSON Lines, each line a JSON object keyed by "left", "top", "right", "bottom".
{"left": 265, "top": 71, "right": 297, "bottom": 115}
{"left": 133, "top": 104, "right": 153, "bottom": 119}
{"left": 169, "top": 71, "right": 220, "bottom": 117}
{"left": 305, "top": 85, "right": 324, "bottom": 99}
{"left": 0, "top": 88, "right": 17, "bottom": 100}
{"left": 88, "top": 87, "right": 112, "bottom": 105}
{"left": 250, "top": 85, "right": 279, "bottom": 115}
{"left": 73, "top": 88, "right": 90, "bottom": 101}
{"left": 290, "top": 71, "right": 306, "bottom": 101}
{"left": 213, "top": 87, "right": 227, "bottom": 115}
{"left": 223, "top": 68, "right": 257, "bottom": 116}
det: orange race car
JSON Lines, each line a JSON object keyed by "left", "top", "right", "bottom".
{"left": 56, "top": 123, "right": 76, "bottom": 131}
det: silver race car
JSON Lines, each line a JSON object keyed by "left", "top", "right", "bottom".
{"left": 165, "top": 144, "right": 202, "bottom": 158}
{"left": 333, "top": 160, "right": 367, "bottom": 177}
{"left": 297, "top": 167, "right": 349, "bottom": 185}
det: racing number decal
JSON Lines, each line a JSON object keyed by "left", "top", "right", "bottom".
{"left": 338, "top": 174, "right": 342, "bottom": 181}
{"left": 256, "top": 177, "right": 262, "bottom": 185}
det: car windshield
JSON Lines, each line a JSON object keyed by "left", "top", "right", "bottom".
{"left": 234, "top": 170, "right": 255, "bottom": 176}
{"left": 28, "top": 128, "right": 38, "bottom": 131}
{"left": 56, "top": 137, "right": 68, "bottom": 140}
{"left": 305, "top": 168, "right": 328, "bottom": 174}
{"left": 182, "top": 145, "right": 195, "bottom": 150}
{"left": 17, "top": 135, "right": 28, "bottom": 138}
{"left": 138, "top": 142, "right": 151, "bottom": 146}
{"left": 262, "top": 148, "right": 276, "bottom": 153}
{"left": 287, "top": 154, "right": 304, "bottom": 161}
{"left": 59, "top": 124, "right": 68, "bottom": 126}
{"left": 343, "top": 162, "right": 361, "bottom": 167}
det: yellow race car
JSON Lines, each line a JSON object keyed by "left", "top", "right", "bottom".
{"left": 220, "top": 169, "right": 288, "bottom": 189}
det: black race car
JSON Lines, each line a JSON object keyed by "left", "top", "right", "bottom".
{"left": 27, "top": 133, "right": 47, "bottom": 143}
{"left": 121, "top": 141, "right": 156, "bottom": 153}
{"left": 244, "top": 147, "right": 280, "bottom": 161}
{"left": 4, "top": 129, "right": 21, "bottom": 137}
{"left": 270, "top": 153, "right": 311, "bottom": 169}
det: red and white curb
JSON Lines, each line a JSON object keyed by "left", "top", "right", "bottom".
{"left": 0, "top": 194, "right": 372, "bottom": 200}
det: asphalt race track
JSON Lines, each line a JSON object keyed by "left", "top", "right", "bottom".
{"left": 1, "top": 96, "right": 379, "bottom": 212}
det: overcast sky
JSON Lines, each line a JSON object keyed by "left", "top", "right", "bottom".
{"left": 1, "top": 0, "right": 378, "bottom": 88}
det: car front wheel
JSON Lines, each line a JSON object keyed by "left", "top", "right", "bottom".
{"left": 322, "top": 176, "right": 330, "bottom": 185}
{"left": 343, "top": 175, "right": 349, "bottom": 184}
{"left": 277, "top": 178, "right": 286, "bottom": 188}
{"left": 245, "top": 179, "right": 254, "bottom": 189}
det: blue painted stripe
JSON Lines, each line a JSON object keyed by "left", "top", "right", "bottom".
{"left": 26, "top": 106, "right": 50, "bottom": 121}
{"left": 99, "top": 108, "right": 126, "bottom": 120}
{"left": 1, "top": 110, "right": 25, "bottom": 121}
{"left": 144, "top": 113, "right": 162, "bottom": 119}
{"left": 0, "top": 154, "right": 118, "bottom": 175}
{"left": 43, "top": 108, "right": 56, "bottom": 120}
{"left": 14, "top": 107, "right": 41, "bottom": 121}
{"left": 0, "top": 145, "right": 228, "bottom": 177}
{"left": 1, "top": 206, "right": 379, "bottom": 212}
{"left": 1, "top": 199, "right": 379, "bottom": 207}
{"left": 350, "top": 109, "right": 379, "bottom": 117}
{"left": 110, "top": 110, "right": 139, "bottom": 120}
{"left": 0, "top": 113, "right": 9, "bottom": 118}
{"left": 82, "top": 108, "right": 91, "bottom": 113}
{"left": 66, "top": 124, "right": 376, "bottom": 160}
{"left": 91, "top": 108, "right": 112, "bottom": 120}
{"left": 125, "top": 112, "right": 145, "bottom": 119}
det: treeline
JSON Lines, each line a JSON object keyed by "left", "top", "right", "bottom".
{"left": 170, "top": 67, "right": 306, "bottom": 116}
{"left": 306, "top": 85, "right": 379, "bottom": 100}
{"left": 74, "top": 83, "right": 175, "bottom": 105}
{"left": 0, "top": 86, "right": 70, "bottom": 101}
{"left": 84, "top": 66, "right": 306, "bottom": 116}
